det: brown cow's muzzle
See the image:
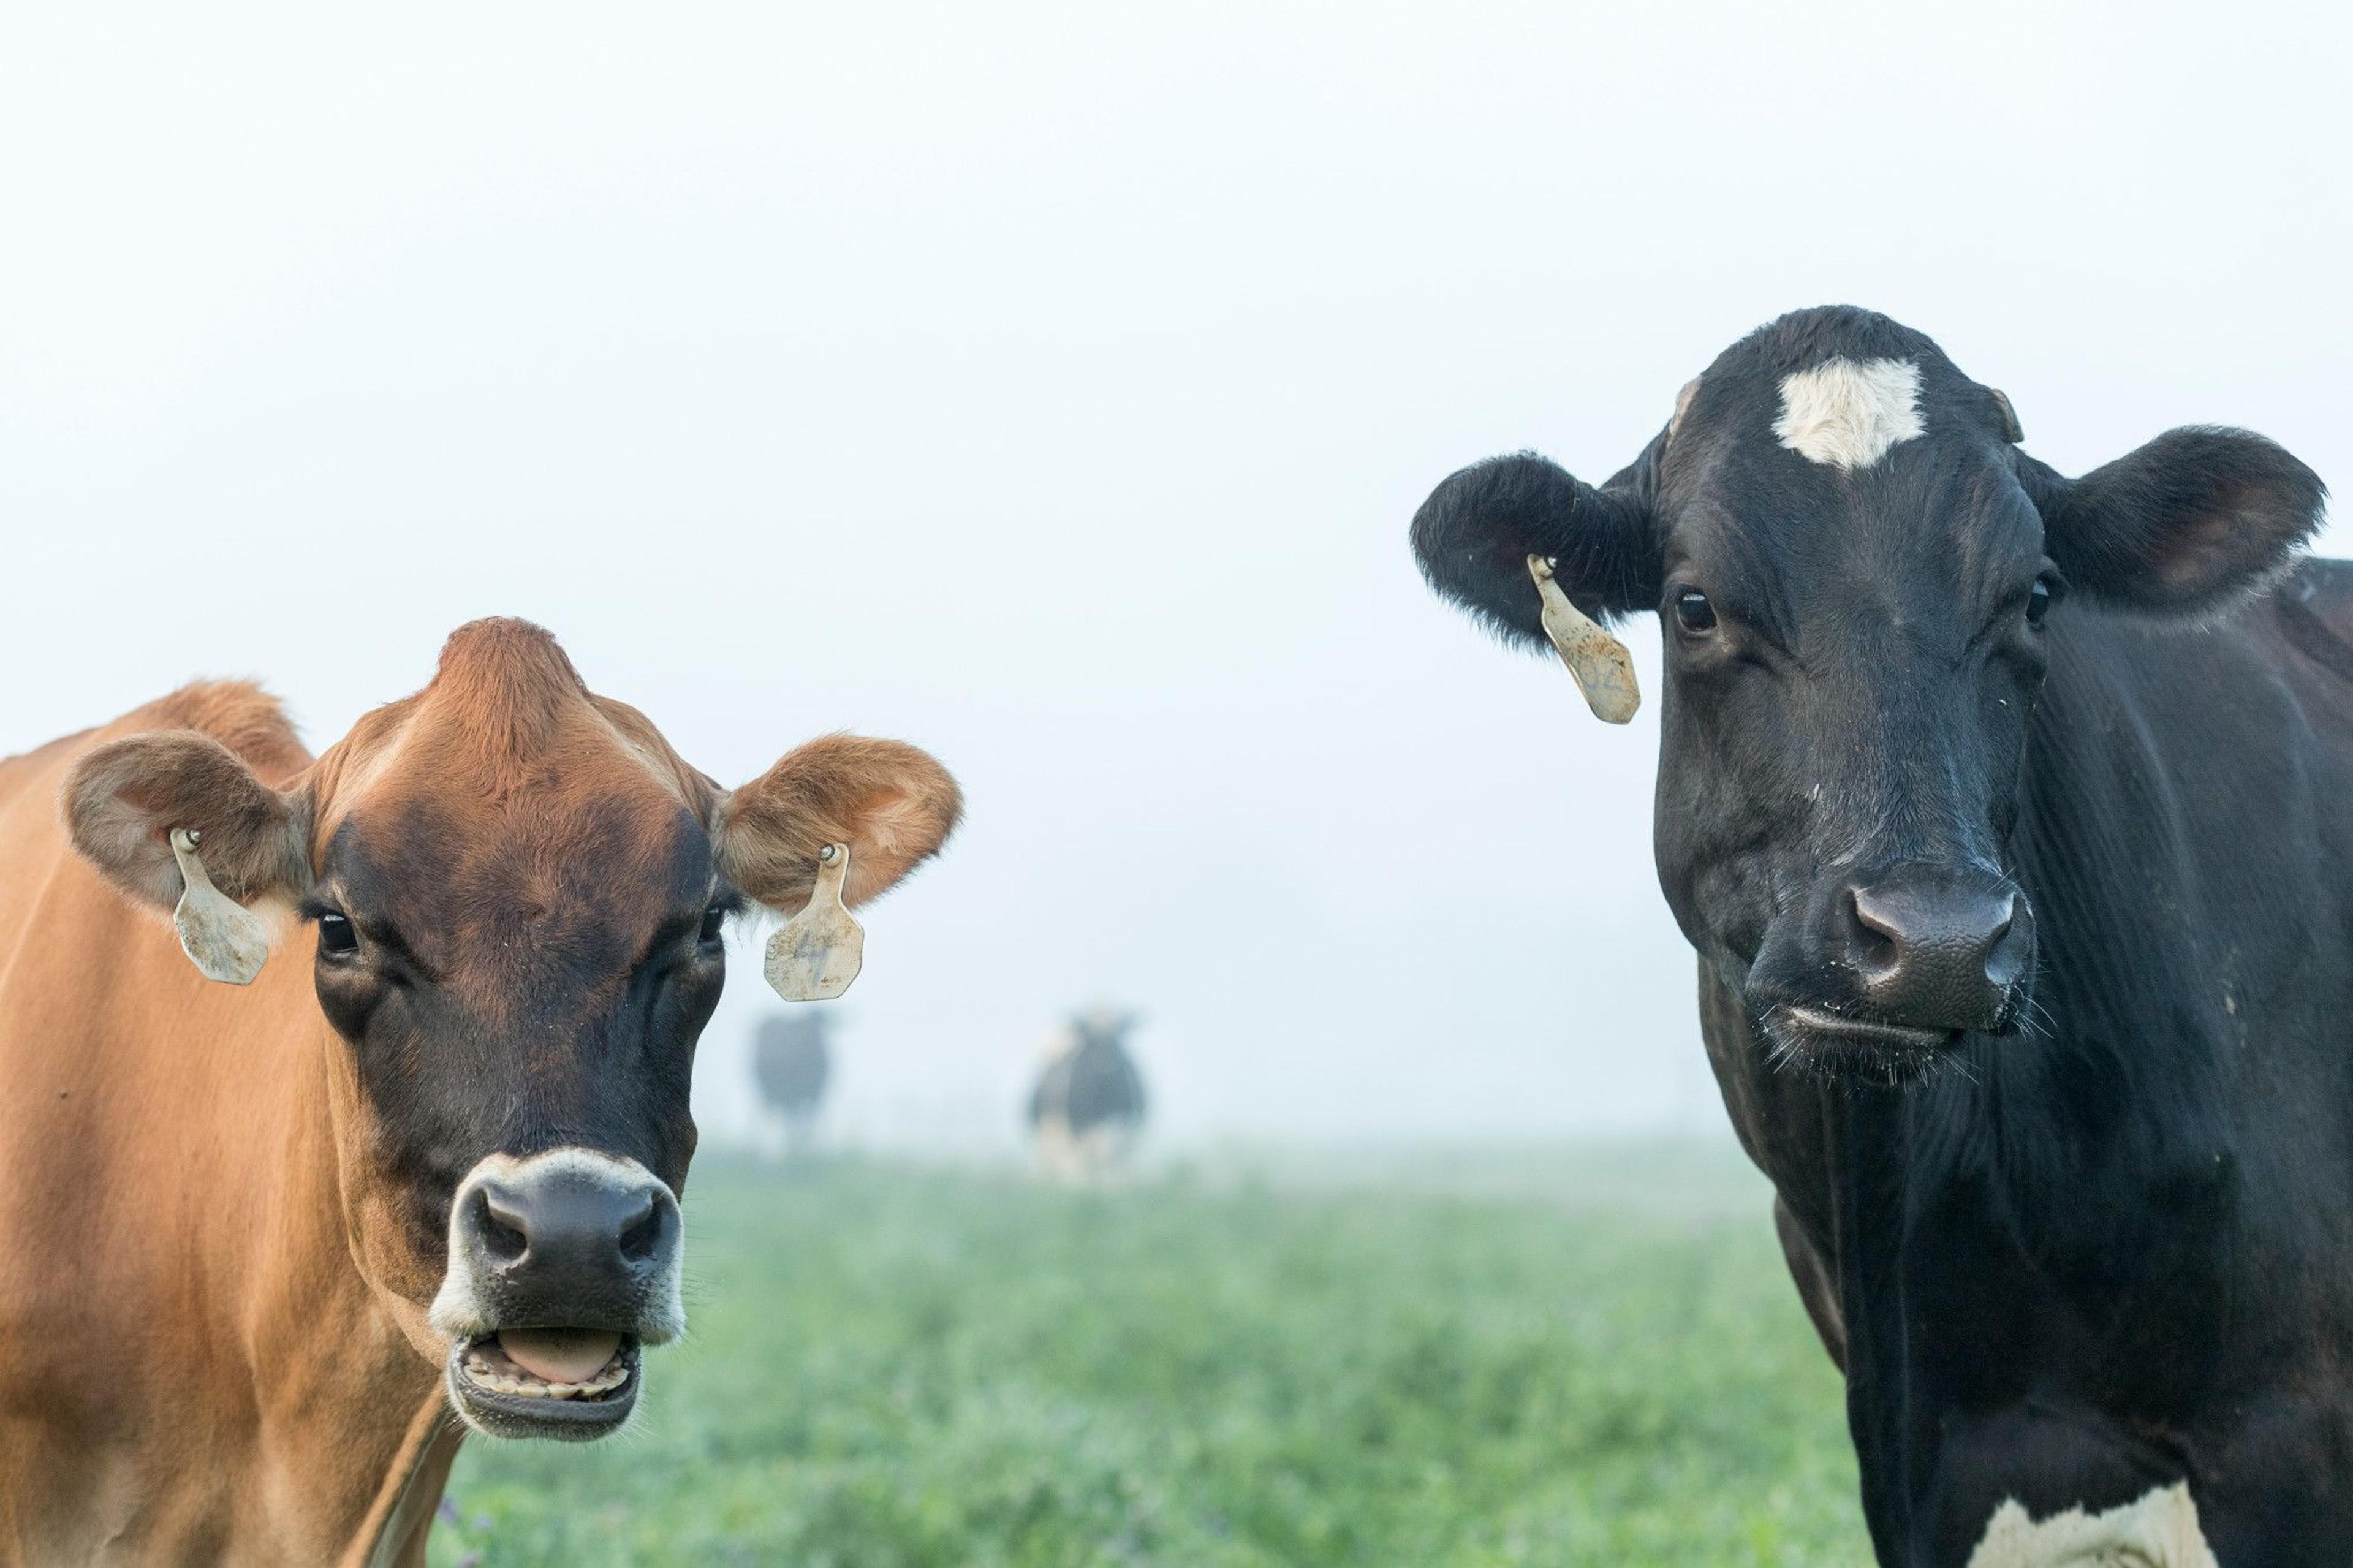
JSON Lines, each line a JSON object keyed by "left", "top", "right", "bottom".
{"left": 429, "top": 1149, "right": 685, "bottom": 1440}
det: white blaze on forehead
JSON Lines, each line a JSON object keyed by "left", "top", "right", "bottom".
{"left": 1772, "top": 356, "right": 1925, "bottom": 471}
{"left": 1966, "top": 1482, "right": 2216, "bottom": 1568}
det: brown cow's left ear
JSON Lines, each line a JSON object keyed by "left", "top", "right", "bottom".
{"left": 63, "top": 730, "right": 313, "bottom": 913}
{"left": 2021, "top": 427, "right": 2326, "bottom": 613}
{"left": 713, "top": 735, "right": 962, "bottom": 916}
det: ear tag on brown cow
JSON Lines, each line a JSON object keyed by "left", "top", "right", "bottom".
{"left": 763, "top": 843, "right": 863, "bottom": 1002}
{"left": 169, "top": 828, "right": 270, "bottom": 985}
{"left": 1526, "top": 555, "right": 1642, "bottom": 724}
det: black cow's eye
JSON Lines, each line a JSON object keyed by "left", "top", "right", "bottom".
{"left": 699, "top": 904, "right": 728, "bottom": 945}
{"left": 2026, "top": 575, "right": 2058, "bottom": 628}
{"left": 316, "top": 913, "right": 358, "bottom": 957}
{"left": 1675, "top": 588, "right": 1718, "bottom": 634}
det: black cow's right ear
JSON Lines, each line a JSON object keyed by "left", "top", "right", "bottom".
{"left": 1409, "top": 447, "right": 1662, "bottom": 650}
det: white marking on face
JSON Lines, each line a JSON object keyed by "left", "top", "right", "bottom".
{"left": 427, "top": 1148, "right": 686, "bottom": 1346}
{"left": 1966, "top": 1482, "right": 2216, "bottom": 1567}
{"left": 1772, "top": 357, "right": 1924, "bottom": 471}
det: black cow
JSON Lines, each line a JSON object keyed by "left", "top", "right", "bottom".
{"left": 1028, "top": 1009, "right": 1147, "bottom": 1183}
{"left": 1412, "top": 306, "right": 2347, "bottom": 1564}
{"left": 752, "top": 1011, "right": 833, "bottom": 1156}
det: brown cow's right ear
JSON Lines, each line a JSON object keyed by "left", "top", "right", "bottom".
{"left": 62, "top": 730, "right": 313, "bottom": 913}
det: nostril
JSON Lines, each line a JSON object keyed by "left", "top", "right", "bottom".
{"left": 1984, "top": 895, "right": 2029, "bottom": 991}
{"left": 1844, "top": 888, "right": 1902, "bottom": 975}
{"left": 474, "top": 1187, "right": 530, "bottom": 1266}
{"left": 618, "top": 1199, "right": 663, "bottom": 1265}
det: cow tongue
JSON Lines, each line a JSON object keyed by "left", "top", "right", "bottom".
{"left": 496, "top": 1328, "right": 623, "bottom": 1385}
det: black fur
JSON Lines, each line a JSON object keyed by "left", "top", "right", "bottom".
{"left": 1028, "top": 1013, "right": 1146, "bottom": 1137}
{"left": 1413, "top": 306, "right": 2344, "bottom": 1561}
{"left": 754, "top": 1013, "right": 832, "bottom": 1118}
{"left": 1410, "top": 447, "right": 1662, "bottom": 636}
{"left": 2025, "top": 426, "right": 2327, "bottom": 610}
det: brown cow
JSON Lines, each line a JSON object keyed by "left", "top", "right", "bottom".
{"left": 0, "top": 619, "right": 960, "bottom": 1564}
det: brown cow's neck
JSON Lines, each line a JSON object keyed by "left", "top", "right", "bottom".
{"left": 244, "top": 1006, "right": 460, "bottom": 1561}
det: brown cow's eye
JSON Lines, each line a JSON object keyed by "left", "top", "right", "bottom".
{"left": 317, "top": 913, "right": 358, "bottom": 957}
{"left": 699, "top": 905, "right": 728, "bottom": 945}
{"left": 1675, "top": 588, "right": 1718, "bottom": 634}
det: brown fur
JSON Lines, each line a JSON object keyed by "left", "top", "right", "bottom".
{"left": 1, "top": 621, "right": 959, "bottom": 1563}
{"left": 56, "top": 681, "right": 315, "bottom": 912}
{"left": 719, "top": 735, "right": 964, "bottom": 912}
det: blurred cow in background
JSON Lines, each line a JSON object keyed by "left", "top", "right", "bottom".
{"left": 1028, "top": 1008, "right": 1147, "bottom": 1184}
{"left": 752, "top": 1011, "right": 833, "bottom": 1158}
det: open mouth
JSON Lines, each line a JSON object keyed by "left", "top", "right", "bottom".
{"left": 446, "top": 1327, "right": 642, "bottom": 1439}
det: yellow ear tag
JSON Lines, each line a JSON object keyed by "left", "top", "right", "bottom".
{"left": 1528, "top": 554, "right": 1642, "bottom": 724}
{"left": 169, "top": 828, "right": 270, "bottom": 985}
{"left": 763, "top": 843, "right": 863, "bottom": 1002}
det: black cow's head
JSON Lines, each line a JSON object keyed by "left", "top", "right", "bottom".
{"left": 1413, "top": 307, "right": 2323, "bottom": 1080}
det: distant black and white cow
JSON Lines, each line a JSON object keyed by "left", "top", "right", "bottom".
{"left": 1413, "top": 306, "right": 2348, "bottom": 1564}
{"left": 752, "top": 1011, "right": 833, "bottom": 1156}
{"left": 1028, "top": 1009, "right": 1146, "bottom": 1183}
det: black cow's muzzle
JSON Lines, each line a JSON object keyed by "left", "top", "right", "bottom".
{"left": 1750, "top": 862, "right": 2035, "bottom": 1070}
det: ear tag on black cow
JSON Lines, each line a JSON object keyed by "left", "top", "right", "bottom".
{"left": 1527, "top": 555, "right": 1641, "bottom": 724}
{"left": 169, "top": 828, "right": 270, "bottom": 985}
{"left": 764, "top": 842, "right": 863, "bottom": 1002}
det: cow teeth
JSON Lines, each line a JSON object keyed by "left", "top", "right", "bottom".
{"left": 461, "top": 1336, "right": 634, "bottom": 1401}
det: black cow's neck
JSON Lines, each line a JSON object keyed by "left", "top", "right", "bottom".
{"left": 1707, "top": 592, "right": 2353, "bottom": 1559}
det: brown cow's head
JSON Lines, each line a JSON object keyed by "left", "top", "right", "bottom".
{"left": 61, "top": 619, "right": 960, "bottom": 1439}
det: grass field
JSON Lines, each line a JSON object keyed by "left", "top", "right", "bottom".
{"left": 426, "top": 1148, "right": 1868, "bottom": 1567}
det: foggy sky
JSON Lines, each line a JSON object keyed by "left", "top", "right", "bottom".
{"left": 5, "top": 1, "right": 2347, "bottom": 1148}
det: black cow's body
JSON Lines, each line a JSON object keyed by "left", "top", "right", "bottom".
{"left": 1732, "top": 567, "right": 2353, "bottom": 1560}
{"left": 1412, "top": 307, "right": 2344, "bottom": 1562}
{"left": 1029, "top": 1010, "right": 1146, "bottom": 1180}
{"left": 753, "top": 1012, "right": 832, "bottom": 1153}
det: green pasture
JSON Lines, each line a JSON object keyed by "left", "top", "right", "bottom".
{"left": 428, "top": 1147, "right": 1866, "bottom": 1567}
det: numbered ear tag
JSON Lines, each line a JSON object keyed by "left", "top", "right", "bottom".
{"left": 763, "top": 843, "right": 863, "bottom": 1002}
{"left": 169, "top": 828, "right": 270, "bottom": 985}
{"left": 1527, "top": 555, "right": 1642, "bottom": 724}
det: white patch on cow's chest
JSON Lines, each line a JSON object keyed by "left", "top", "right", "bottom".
{"left": 1966, "top": 1482, "right": 2218, "bottom": 1567}
{"left": 1771, "top": 356, "right": 1924, "bottom": 470}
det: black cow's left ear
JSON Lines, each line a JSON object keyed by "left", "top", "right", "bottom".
{"left": 2023, "top": 427, "right": 2325, "bottom": 613}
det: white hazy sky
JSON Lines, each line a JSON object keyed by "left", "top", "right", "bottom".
{"left": 4, "top": 1, "right": 2347, "bottom": 1148}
